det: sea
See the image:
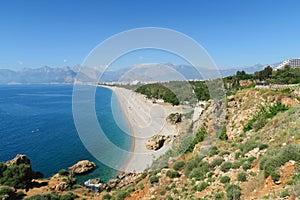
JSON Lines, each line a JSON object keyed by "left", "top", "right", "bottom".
{"left": 0, "top": 84, "right": 132, "bottom": 183}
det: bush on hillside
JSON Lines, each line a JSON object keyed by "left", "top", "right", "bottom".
{"left": 260, "top": 144, "right": 300, "bottom": 181}
{"left": 220, "top": 162, "right": 233, "bottom": 172}
{"left": 226, "top": 184, "right": 242, "bottom": 200}
{"left": 237, "top": 172, "right": 247, "bottom": 182}
{"left": 185, "top": 126, "right": 207, "bottom": 153}
{"left": 220, "top": 176, "right": 231, "bottom": 184}
{"left": 166, "top": 170, "right": 180, "bottom": 178}
{"left": 173, "top": 161, "right": 185, "bottom": 171}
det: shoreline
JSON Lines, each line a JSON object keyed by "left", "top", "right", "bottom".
{"left": 99, "top": 85, "right": 181, "bottom": 172}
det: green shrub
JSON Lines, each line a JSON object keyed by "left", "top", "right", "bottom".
{"left": 172, "top": 189, "right": 178, "bottom": 194}
{"left": 114, "top": 190, "right": 130, "bottom": 200}
{"left": 259, "top": 144, "right": 269, "bottom": 150}
{"left": 209, "top": 146, "right": 219, "bottom": 157}
{"left": 149, "top": 175, "right": 159, "bottom": 184}
{"left": 134, "top": 172, "right": 147, "bottom": 184}
{"left": 235, "top": 151, "right": 242, "bottom": 159}
{"left": 219, "top": 150, "right": 230, "bottom": 156}
{"left": 197, "top": 182, "right": 209, "bottom": 192}
{"left": 173, "top": 161, "right": 185, "bottom": 171}
{"left": 0, "top": 163, "right": 7, "bottom": 178}
{"left": 244, "top": 102, "right": 288, "bottom": 132}
{"left": 213, "top": 192, "right": 225, "bottom": 200}
{"left": 237, "top": 172, "right": 247, "bottom": 182}
{"left": 220, "top": 176, "right": 231, "bottom": 184}
{"left": 166, "top": 170, "right": 180, "bottom": 178}
{"left": 210, "top": 157, "right": 224, "bottom": 168}
{"left": 239, "top": 139, "right": 259, "bottom": 154}
{"left": 60, "top": 192, "right": 77, "bottom": 200}
{"left": 242, "top": 162, "right": 252, "bottom": 171}
{"left": 166, "top": 195, "right": 173, "bottom": 200}
{"left": 186, "top": 126, "right": 207, "bottom": 153}
{"left": 247, "top": 156, "right": 256, "bottom": 163}
{"left": 102, "top": 193, "right": 111, "bottom": 200}
{"left": 188, "top": 161, "right": 210, "bottom": 181}
{"left": 58, "top": 169, "right": 69, "bottom": 176}
{"left": 249, "top": 171, "right": 257, "bottom": 177}
{"left": 26, "top": 194, "right": 52, "bottom": 200}
{"left": 280, "top": 189, "right": 291, "bottom": 198}
{"left": 207, "top": 172, "right": 214, "bottom": 178}
{"left": 189, "top": 167, "right": 207, "bottom": 180}
{"left": 219, "top": 125, "right": 228, "bottom": 140}
{"left": 270, "top": 171, "right": 280, "bottom": 182}
{"left": 220, "top": 162, "right": 232, "bottom": 172}
{"left": 184, "top": 156, "right": 202, "bottom": 176}
{"left": 0, "top": 186, "right": 15, "bottom": 196}
{"left": 260, "top": 144, "right": 300, "bottom": 181}
{"left": 159, "top": 190, "right": 166, "bottom": 195}
{"left": 226, "top": 184, "right": 241, "bottom": 200}
{"left": 252, "top": 116, "right": 267, "bottom": 131}
{"left": 16, "top": 191, "right": 25, "bottom": 198}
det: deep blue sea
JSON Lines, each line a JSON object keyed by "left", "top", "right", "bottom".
{"left": 0, "top": 84, "right": 131, "bottom": 183}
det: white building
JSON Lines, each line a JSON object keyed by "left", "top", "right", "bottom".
{"left": 277, "top": 58, "right": 300, "bottom": 69}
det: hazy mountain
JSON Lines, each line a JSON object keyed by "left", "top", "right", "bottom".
{"left": 0, "top": 61, "right": 282, "bottom": 84}
{"left": 0, "top": 69, "right": 17, "bottom": 84}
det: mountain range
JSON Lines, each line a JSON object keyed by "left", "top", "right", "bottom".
{"left": 0, "top": 62, "right": 282, "bottom": 84}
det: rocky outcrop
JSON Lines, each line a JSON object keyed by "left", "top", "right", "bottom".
{"left": 106, "top": 172, "right": 142, "bottom": 191}
{"left": 48, "top": 172, "right": 77, "bottom": 192}
{"left": 166, "top": 113, "right": 182, "bottom": 124}
{"left": 145, "top": 135, "right": 174, "bottom": 150}
{"left": 6, "top": 154, "right": 30, "bottom": 166}
{"left": 54, "top": 182, "right": 68, "bottom": 191}
{"left": 69, "top": 160, "right": 96, "bottom": 174}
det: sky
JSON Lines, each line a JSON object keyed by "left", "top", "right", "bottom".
{"left": 0, "top": 0, "right": 300, "bottom": 70}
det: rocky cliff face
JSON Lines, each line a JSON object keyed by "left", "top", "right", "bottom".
{"left": 6, "top": 154, "right": 31, "bottom": 166}
{"left": 100, "top": 88, "right": 300, "bottom": 200}
{"left": 69, "top": 160, "right": 96, "bottom": 174}
{"left": 226, "top": 89, "right": 299, "bottom": 140}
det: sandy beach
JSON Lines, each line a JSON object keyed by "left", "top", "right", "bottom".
{"left": 100, "top": 85, "right": 181, "bottom": 172}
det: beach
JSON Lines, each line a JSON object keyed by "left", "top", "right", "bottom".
{"left": 101, "top": 86, "right": 181, "bottom": 172}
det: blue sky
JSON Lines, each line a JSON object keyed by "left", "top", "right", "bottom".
{"left": 0, "top": 0, "right": 300, "bottom": 70}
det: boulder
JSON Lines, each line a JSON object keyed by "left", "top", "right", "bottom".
{"left": 69, "top": 160, "right": 96, "bottom": 174}
{"left": 90, "top": 178, "right": 101, "bottom": 185}
{"left": 167, "top": 113, "right": 182, "bottom": 124}
{"left": 55, "top": 182, "right": 68, "bottom": 191}
{"left": 98, "top": 183, "right": 107, "bottom": 191}
{"left": 6, "top": 154, "right": 30, "bottom": 166}
{"left": 145, "top": 135, "right": 167, "bottom": 150}
{"left": 145, "top": 135, "right": 175, "bottom": 150}
{"left": 106, "top": 179, "right": 120, "bottom": 191}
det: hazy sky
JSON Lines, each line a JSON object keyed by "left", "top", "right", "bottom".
{"left": 1, "top": 0, "right": 299, "bottom": 69}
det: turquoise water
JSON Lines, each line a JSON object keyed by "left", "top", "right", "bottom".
{"left": 0, "top": 84, "right": 132, "bottom": 183}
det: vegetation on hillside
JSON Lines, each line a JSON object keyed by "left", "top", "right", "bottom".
{"left": 135, "top": 83, "right": 180, "bottom": 105}
{"left": 243, "top": 102, "right": 289, "bottom": 132}
{"left": 0, "top": 162, "right": 41, "bottom": 189}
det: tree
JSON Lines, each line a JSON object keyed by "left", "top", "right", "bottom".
{"left": 258, "top": 66, "right": 273, "bottom": 80}
{"left": 0, "top": 164, "right": 34, "bottom": 189}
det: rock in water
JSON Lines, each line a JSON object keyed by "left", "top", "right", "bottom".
{"left": 69, "top": 160, "right": 96, "bottom": 174}
{"left": 6, "top": 154, "right": 30, "bottom": 166}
